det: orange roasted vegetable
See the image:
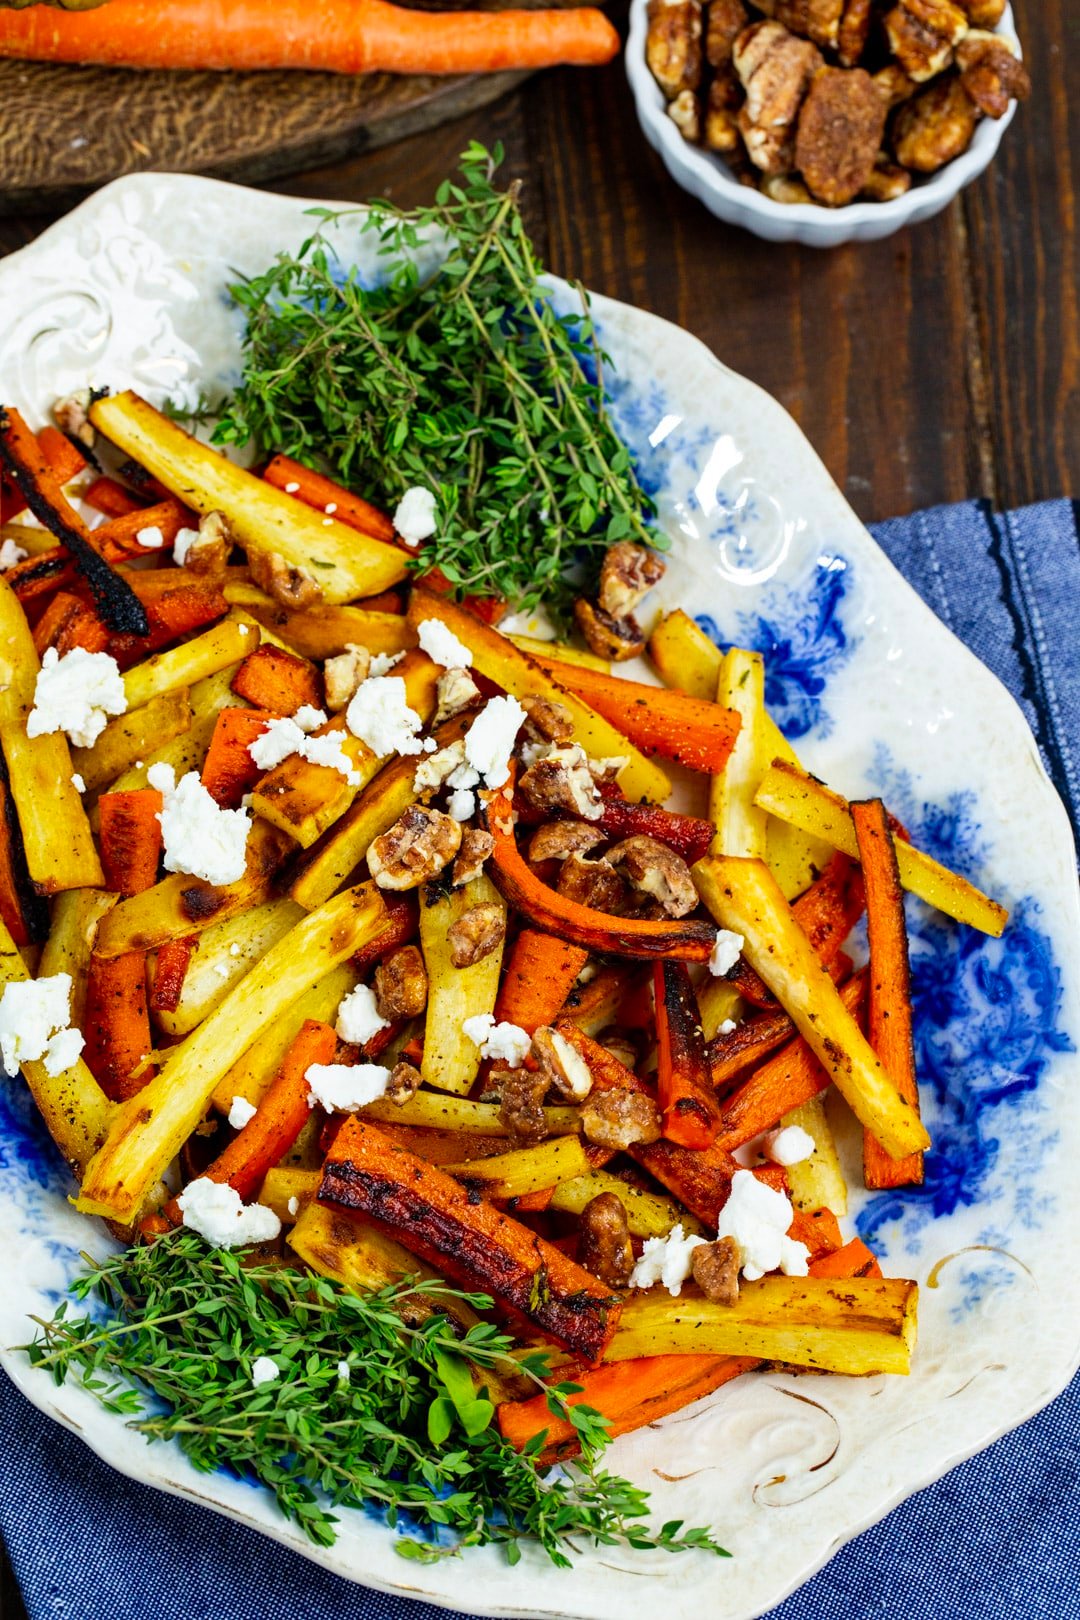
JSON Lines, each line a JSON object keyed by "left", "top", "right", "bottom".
{"left": 654, "top": 960, "right": 722, "bottom": 1149}
{"left": 494, "top": 928, "right": 590, "bottom": 1035}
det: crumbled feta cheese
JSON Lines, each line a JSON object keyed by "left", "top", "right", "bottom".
{"left": 462, "top": 1013, "right": 531, "bottom": 1068}
{"left": 284, "top": 481, "right": 300, "bottom": 494}
{"left": 43, "top": 1025, "right": 84, "bottom": 1078}
{"left": 336, "top": 1360, "right": 351, "bottom": 1382}
{"left": 173, "top": 526, "right": 200, "bottom": 566}
{"left": 708, "top": 929, "right": 745, "bottom": 977}
{"left": 322, "top": 517, "right": 334, "bottom": 527}
{"left": 764, "top": 1124, "right": 816, "bottom": 1167}
{"left": 629, "top": 1223, "right": 705, "bottom": 1296}
{"left": 301, "top": 731, "right": 362, "bottom": 783}
{"left": 70, "top": 773, "right": 86, "bottom": 795}
{"left": 287, "top": 1196, "right": 300, "bottom": 1217}
{"left": 247, "top": 716, "right": 359, "bottom": 784}
{"left": 293, "top": 705, "right": 328, "bottom": 733}
{"left": 464, "top": 695, "right": 527, "bottom": 789}
{"left": 0, "top": 973, "right": 75, "bottom": 1077}
{"left": 228, "top": 1095, "right": 258, "bottom": 1130}
{"left": 251, "top": 1356, "right": 280, "bottom": 1388}
{"left": 369, "top": 651, "right": 404, "bottom": 677}
{"left": 416, "top": 618, "right": 471, "bottom": 670}
{"left": 135, "top": 524, "right": 165, "bottom": 549}
{"left": 304, "top": 1062, "right": 392, "bottom": 1112}
{"left": 148, "top": 763, "right": 251, "bottom": 886}
{"left": 447, "top": 787, "right": 476, "bottom": 823}
{"left": 715, "top": 1170, "right": 810, "bottom": 1282}
{"left": 335, "top": 983, "right": 389, "bottom": 1047}
{"left": 393, "top": 486, "right": 437, "bottom": 548}
{"left": 176, "top": 1177, "right": 281, "bottom": 1248}
{"left": 27, "top": 647, "right": 127, "bottom": 749}
{"left": 0, "top": 537, "right": 28, "bottom": 570}
{"left": 346, "top": 676, "right": 425, "bottom": 757}
{"left": 229, "top": 942, "right": 242, "bottom": 957}
{"left": 324, "top": 503, "right": 338, "bottom": 516}
{"left": 212, "top": 961, "right": 231, "bottom": 979}
{"left": 716, "top": 1018, "right": 737, "bottom": 1036}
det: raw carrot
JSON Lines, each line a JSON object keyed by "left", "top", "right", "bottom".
{"left": 0, "top": 0, "right": 620, "bottom": 75}
{"left": 98, "top": 790, "right": 164, "bottom": 896}
{"left": 494, "top": 928, "right": 589, "bottom": 1034}
{"left": 149, "top": 938, "right": 194, "bottom": 1015}
{"left": 852, "top": 799, "right": 924, "bottom": 1190}
{"left": 654, "top": 960, "right": 722, "bottom": 1149}
{"left": 82, "top": 952, "right": 154, "bottom": 1101}
{"left": 262, "top": 455, "right": 394, "bottom": 544}
{"left": 230, "top": 643, "right": 320, "bottom": 715}
{"left": 200, "top": 707, "right": 279, "bottom": 808}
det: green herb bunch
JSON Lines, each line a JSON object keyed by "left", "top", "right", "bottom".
{"left": 27, "top": 1234, "right": 726, "bottom": 1566}
{"left": 214, "top": 142, "right": 661, "bottom": 617}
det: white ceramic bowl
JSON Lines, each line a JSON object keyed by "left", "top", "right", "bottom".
{"left": 626, "top": 1, "right": 1020, "bottom": 246}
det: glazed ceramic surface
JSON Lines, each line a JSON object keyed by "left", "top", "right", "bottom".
{"left": 625, "top": 1, "right": 1019, "bottom": 246}
{"left": 0, "top": 175, "right": 1077, "bottom": 1620}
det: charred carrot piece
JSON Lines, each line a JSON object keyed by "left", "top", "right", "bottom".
{"left": 7, "top": 548, "right": 72, "bottom": 608}
{"left": 107, "top": 574, "right": 227, "bottom": 667}
{"left": 349, "top": 892, "right": 418, "bottom": 974}
{"left": 93, "top": 499, "right": 191, "bottom": 558}
{"left": 494, "top": 928, "right": 590, "bottom": 1034}
{"left": 32, "top": 591, "right": 109, "bottom": 657}
{"left": 98, "top": 790, "right": 164, "bottom": 897}
{"left": 0, "top": 755, "right": 50, "bottom": 946}
{"left": 149, "top": 937, "right": 194, "bottom": 1014}
{"left": 83, "top": 952, "right": 154, "bottom": 1101}
{"left": 809, "top": 1236, "right": 883, "bottom": 1279}
{"left": 83, "top": 475, "right": 147, "bottom": 518}
{"left": 230, "top": 643, "right": 321, "bottom": 715}
{"left": 706, "top": 1003, "right": 802, "bottom": 1092}
{"left": 262, "top": 454, "right": 395, "bottom": 545}
{"left": 319, "top": 1117, "right": 620, "bottom": 1360}
{"left": 594, "top": 784, "right": 715, "bottom": 863}
{"left": 2, "top": 425, "right": 86, "bottom": 521}
{"left": 852, "top": 798, "right": 924, "bottom": 1190}
{"left": 654, "top": 960, "right": 722, "bottom": 1149}
{"left": 200, "top": 708, "right": 279, "bottom": 808}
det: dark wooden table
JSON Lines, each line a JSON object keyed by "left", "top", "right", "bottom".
{"left": 0, "top": 1, "right": 1075, "bottom": 1613}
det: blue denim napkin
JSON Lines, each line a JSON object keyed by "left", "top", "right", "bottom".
{"left": 3, "top": 498, "right": 1079, "bottom": 1620}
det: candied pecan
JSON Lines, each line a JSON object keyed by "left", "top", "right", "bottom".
{"left": 183, "top": 510, "right": 231, "bottom": 577}
{"left": 734, "top": 20, "right": 822, "bottom": 174}
{"left": 705, "top": 74, "right": 743, "bottom": 150}
{"left": 453, "top": 826, "right": 494, "bottom": 886}
{"left": 522, "top": 696, "right": 574, "bottom": 746}
{"left": 493, "top": 1066, "right": 550, "bottom": 1142}
{"left": 324, "top": 643, "right": 371, "bottom": 712}
{"left": 956, "top": 0, "right": 1003, "bottom": 23}
{"left": 384, "top": 1061, "right": 423, "bottom": 1104}
{"left": 754, "top": 0, "right": 843, "bottom": 50}
{"left": 434, "top": 666, "right": 482, "bottom": 724}
{"left": 606, "top": 835, "right": 698, "bottom": 918}
{"left": 368, "top": 804, "right": 462, "bottom": 890}
{"left": 706, "top": 0, "right": 750, "bottom": 66}
{"left": 579, "top": 1192, "right": 634, "bottom": 1288}
{"left": 53, "top": 390, "right": 95, "bottom": 449}
{"left": 892, "top": 72, "right": 979, "bottom": 170}
{"left": 527, "top": 820, "right": 607, "bottom": 863}
{"left": 762, "top": 173, "right": 814, "bottom": 203}
{"left": 860, "top": 155, "right": 913, "bottom": 199}
{"left": 795, "top": 66, "right": 887, "bottom": 206}
{"left": 873, "top": 62, "right": 918, "bottom": 107}
{"left": 582, "top": 1087, "right": 663, "bottom": 1150}
{"left": 598, "top": 542, "right": 666, "bottom": 621}
{"left": 837, "top": 0, "right": 872, "bottom": 65}
{"left": 646, "top": 0, "right": 703, "bottom": 97}
{"left": 447, "top": 901, "right": 506, "bottom": 968}
{"left": 691, "top": 1236, "right": 741, "bottom": 1304}
{"left": 520, "top": 743, "right": 603, "bottom": 821}
{"left": 557, "top": 852, "right": 629, "bottom": 914}
{"left": 573, "top": 598, "right": 646, "bottom": 663}
{"left": 250, "top": 549, "right": 323, "bottom": 610}
{"left": 955, "top": 30, "right": 1030, "bottom": 118}
{"left": 532, "top": 1026, "right": 595, "bottom": 1100}
{"left": 374, "top": 945, "right": 428, "bottom": 1021}
{"left": 598, "top": 1027, "right": 642, "bottom": 1072}
{"left": 883, "top": 0, "right": 968, "bottom": 82}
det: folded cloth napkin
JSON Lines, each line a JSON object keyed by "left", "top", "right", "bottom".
{"left": 3, "top": 498, "right": 1079, "bottom": 1620}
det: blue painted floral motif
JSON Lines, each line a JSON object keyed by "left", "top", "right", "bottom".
{"left": 695, "top": 554, "right": 855, "bottom": 740}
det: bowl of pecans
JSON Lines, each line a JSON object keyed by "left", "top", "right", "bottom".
{"left": 627, "top": 0, "right": 1029, "bottom": 246}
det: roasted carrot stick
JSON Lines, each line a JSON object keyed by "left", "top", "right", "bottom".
{"left": 207, "top": 1019, "right": 337, "bottom": 1204}
{"left": 654, "top": 960, "right": 722, "bottom": 1149}
{"left": 530, "top": 654, "right": 742, "bottom": 775}
{"left": 594, "top": 785, "right": 715, "bottom": 863}
{"left": 262, "top": 455, "right": 395, "bottom": 544}
{"left": 349, "top": 892, "right": 417, "bottom": 974}
{"left": 83, "top": 952, "right": 154, "bottom": 1101}
{"left": 852, "top": 799, "right": 924, "bottom": 1190}
{"left": 706, "top": 1003, "right": 802, "bottom": 1092}
{"left": 98, "top": 790, "right": 165, "bottom": 897}
{"left": 31, "top": 591, "right": 109, "bottom": 657}
{"left": 808, "top": 1237, "right": 882, "bottom": 1279}
{"left": 727, "top": 853, "right": 865, "bottom": 1007}
{"left": 149, "top": 937, "right": 194, "bottom": 1015}
{"left": 494, "top": 928, "right": 590, "bottom": 1034}
{"left": 200, "top": 708, "right": 279, "bottom": 808}
{"left": 83, "top": 476, "right": 147, "bottom": 518}
{"left": 230, "top": 643, "right": 321, "bottom": 715}
{"left": 1, "top": 426, "right": 87, "bottom": 522}
{"left": 107, "top": 574, "right": 227, "bottom": 666}
{"left": 0, "top": 0, "right": 620, "bottom": 74}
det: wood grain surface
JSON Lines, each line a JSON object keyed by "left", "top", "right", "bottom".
{"left": 0, "top": 2, "right": 1076, "bottom": 1611}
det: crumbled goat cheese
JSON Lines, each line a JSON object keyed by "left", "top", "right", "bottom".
{"left": 251, "top": 1357, "right": 280, "bottom": 1388}
{"left": 549, "top": 1029, "right": 594, "bottom": 1099}
{"left": 135, "top": 525, "right": 165, "bottom": 549}
{"left": 393, "top": 486, "right": 438, "bottom": 548}
{"left": 229, "top": 943, "right": 242, "bottom": 957}
{"left": 212, "top": 961, "right": 231, "bottom": 979}
{"left": 764, "top": 1124, "right": 816, "bottom": 1167}
{"left": 715, "top": 1170, "right": 810, "bottom": 1282}
{"left": 336, "top": 1360, "right": 351, "bottom": 1382}
{"left": 70, "top": 773, "right": 86, "bottom": 795}
{"left": 370, "top": 651, "right": 404, "bottom": 677}
{"left": 629, "top": 1224, "right": 706, "bottom": 1296}
{"left": 293, "top": 705, "right": 328, "bottom": 733}
{"left": 284, "top": 481, "right": 300, "bottom": 493}
{"left": 148, "top": 763, "right": 251, "bottom": 886}
{"left": 288, "top": 1196, "right": 300, "bottom": 1217}
{"left": 462, "top": 1014, "right": 531, "bottom": 1068}
{"left": 708, "top": 929, "right": 745, "bottom": 977}
{"left": 0, "top": 538, "right": 28, "bottom": 569}
{"left": 305, "top": 1062, "right": 392, "bottom": 1112}
{"left": 228, "top": 1095, "right": 258, "bottom": 1131}
{"left": 27, "top": 647, "right": 127, "bottom": 749}
{"left": 346, "top": 676, "right": 425, "bottom": 757}
{"left": 464, "top": 696, "right": 527, "bottom": 789}
{"left": 177, "top": 1177, "right": 281, "bottom": 1249}
{"left": 0, "top": 973, "right": 76, "bottom": 1077}
{"left": 173, "top": 526, "right": 200, "bottom": 566}
{"left": 247, "top": 716, "right": 360, "bottom": 784}
{"left": 716, "top": 1018, "right": 737, "bottom": 1036}
{"left": 447, "top": 787, "right": 476, "bottom": 823}
{"left": 43, "top": 1026, "right": 85, "bottom": 1076}
{"left": 325, "top": 503, "right": 338, "bottom": 515}
{"left": 335, "top": 983, "right": 389, "bottom": 1047}
{"left": 300, "top": 730, "right": 362, "bottom": 783}
{"left": 416, "top": 618, "right": 471, "bottom": 670}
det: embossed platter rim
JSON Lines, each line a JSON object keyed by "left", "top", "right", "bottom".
{"left": 0, "top": 174, "right": 1078, "bottom": 1620}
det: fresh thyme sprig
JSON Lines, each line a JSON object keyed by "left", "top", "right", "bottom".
{"left": 214, "top": 141, "right": 662, "bottom": 618}
{"left": 25, "top": 1234, "right": 726, "bottom": 1566}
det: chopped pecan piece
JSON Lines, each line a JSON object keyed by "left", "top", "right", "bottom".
{"left": 414, "top": 738, "right": 467, "bottom": 795}
{"left": 883, "top": 0, "right": 968, "bottom": 82}
{"left": 892, "top": 72, "right": 979, "bottom": 171}
{"left": 250, "top": 549, "right": 323, "bottom": 610}
{"left": 706, "top": 0, "right": 750, "bottom": 66}
{"left": 557, "top": 851, "right": 629, "bottom": 914}
{"left": 705, "top": 75, "right": 743, "bottom": 150}
{"left": 837, "top": 0, "right": 872, "bottom": 65}
{"left": 183, "top": 510, "right": 231, "bottom": 577}
{"left": 795, "top": 66, "right": 887, "bottom": 206}
{"left": 522, "top": 695, "right": 575, "bottom": 746}
{"left": 754, "top": 0, "right": 843, "bottom": 50}
{"left": 579, "top": 1192, "right": 634, "bottom": 1287}
{"left": 598, "top": 1027, "right": 642, "bottom": 1072}
{"left": 53, "top": 390, "right": 95, "bottom": 450}
{"left": 606, "top": 835, "right": 698, "bottom": 919}
{"left": 493, "top": 1066, "right": 550, "bottom": 1142}
{"left": 453, "top": 826, "right": 494, "bottom": 886}
{"left": 669, "top": 89, "right": 703, "bottom": 142}
{"left": 520, "top": 743, "right": 603, "bottom": 821}
{"left": 434, "top": 666, "right": 482, "bottom": 724}
{"left": 532, "top": 1025, "right": 595, "bottom": 1100}
{"left": 860, "top": 155, "right": 913, "bottom": 200}
{"left": 956, "top": 0, "right": 1004, "bottom": 23}
{"left": 762, "top": 173, "right": 814, "bottom": 203}
{"left": 527, "top": 820, "right": 607, "bottom": 863}
{"left": 385, "top": 1061, "right": 423, "bottom": 1104}
{"left": 368, "top": 804, "right": 462, "bottom": 891}
{"left": 573, "top": 599, "right": 646, "bottom": 663}
{"left": 873, "top": 62, "right": 918, "bottom": 107}
{"left": 598, "top": 542, "right": 666, "bottom": 621}
{"left": 690, "top": 1235, "right": 741, "bottom": 1304}
{"left": 374, "top": 945, "right": 428, "bottom": 1021}
{"left": 324, "top": 643, "right": 371, "bottom": 712}
{"left": 646, "top": 0, "right": 703, "bottom": 97}
{"left": 734, "top": 20, "right": 822, "bottom": 174}
{"left": 581, "top": 1087, "right": 663, "bottom": 1150}
{"left": 447, "top": 901, "right": 506, "bottom": 968}
{"left": 955, "top": 30, "right": 1030, "bottom": 118}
